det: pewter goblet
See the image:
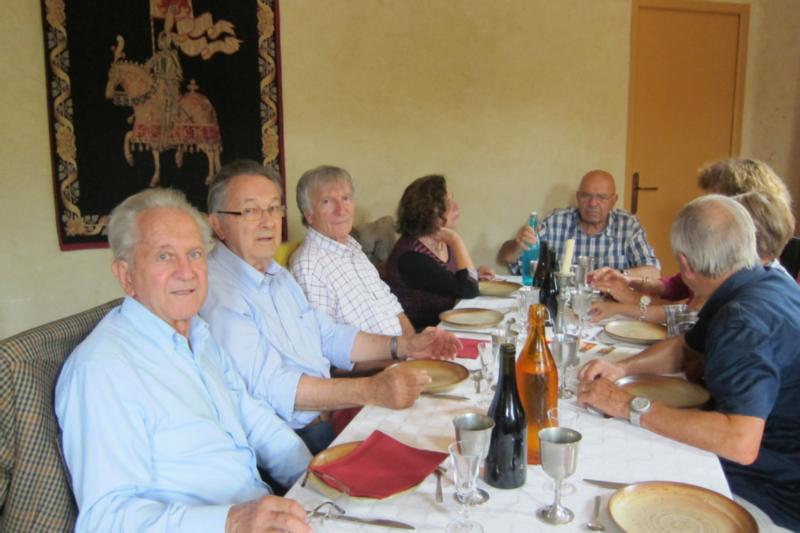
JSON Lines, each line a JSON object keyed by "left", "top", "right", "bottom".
{"left": 453, "top": 413, "right": 494, "bottom": 505}
{"left": 537, "top": 427, "right": 582, "bottom": 525}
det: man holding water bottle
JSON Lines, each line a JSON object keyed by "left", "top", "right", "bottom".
{"left": 497, "top": 170, "right": 660, "bottom": 280}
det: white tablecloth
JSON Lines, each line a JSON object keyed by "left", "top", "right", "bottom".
{"left": 287, "top": 288, "right": 733, "bottom": 532}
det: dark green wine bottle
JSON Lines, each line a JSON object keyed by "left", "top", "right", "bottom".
{"left": 485, "top": 343, "right": 527, "bottom": 489}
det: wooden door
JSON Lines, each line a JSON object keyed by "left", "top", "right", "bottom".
{"left": 625, "top": 0, "right": 748, "bottom": 275}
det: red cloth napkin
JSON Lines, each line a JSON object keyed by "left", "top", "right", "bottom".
{"left": 457, "top": 338, "right": 481, "bottom": 359}
{"left": 310, "top": 430, "right": 448, "bottom": 499}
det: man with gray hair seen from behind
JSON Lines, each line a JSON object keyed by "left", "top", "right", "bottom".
{"left": 55, "top": 188, "right": 312, "bottom": 532}
{"left": 290, "top": 165, "right": 415, "bottom": 336}
{"left": 577, "top": 195, "right": 800, "bottom": 531}
{"left": 201, "top": 160, "right": 460, "bottom": 455}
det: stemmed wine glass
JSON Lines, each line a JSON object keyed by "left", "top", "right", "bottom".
{"left": 550, "top": 334, "right": 578, "bottom": 399}
{"left": 477, "top": 342, "right": 497, "bottom": 398}
{"left": 570, "top": 286, "right": 593, "bottom": 346}
{"left": 537, "top": 427, "right": 582, "bottom": 525}
{"left": 447, "top": 441, "right": 484, "bottom": 533}
{"left": 575, "top": 256, "right": 595, "bottom": 288}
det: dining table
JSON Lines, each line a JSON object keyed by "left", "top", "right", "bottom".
{"left": 286, "top": 278, "right": 737, "bottom": 532}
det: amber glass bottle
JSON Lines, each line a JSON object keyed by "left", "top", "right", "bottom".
{"left": 515, "top": 303, "right": 559, "bottom": 464}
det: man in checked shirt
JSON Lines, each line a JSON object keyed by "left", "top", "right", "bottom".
{"left": 290, "top": 165, "right": 416, "bottom": 337}
{"left": 498, "top": 170, "right": 661, "bottom": 279}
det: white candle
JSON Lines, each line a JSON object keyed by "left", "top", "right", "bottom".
{"left": 560, "top": 239, "right": 575, "bottom": 275}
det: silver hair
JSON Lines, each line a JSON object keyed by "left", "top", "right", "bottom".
{"left": 207, "top": 159, "right": 283, "bottom": 214}
{"left": 296, "top": 165, "right": 355, "bottom": 227}
{"left": 108, "top": 188, "right": 213, "bottom": 263}
{"left": 670, "top": 194, "right": 760, "bottom": 278}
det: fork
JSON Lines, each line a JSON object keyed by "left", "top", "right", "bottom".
{"left": 434, "top": 466, "right": 446, "bottom": 503}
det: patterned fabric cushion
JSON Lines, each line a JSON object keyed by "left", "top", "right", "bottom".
{"left": 0, "top": 299, "right": 121, "bottom": 532}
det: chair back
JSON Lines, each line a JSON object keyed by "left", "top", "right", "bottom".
{"left": 351, "top": 215, "right": 397, "bottom": 265}
{"left": 779, "top": 236, "right": 800, "bottom": 279}
{"left": 0, "top": 299, "right": 121, "bottom": 532}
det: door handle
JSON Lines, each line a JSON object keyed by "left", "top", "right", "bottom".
{"left": 630, "top": 172, "right": 658, "bottom": 214}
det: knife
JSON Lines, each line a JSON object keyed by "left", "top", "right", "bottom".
{"left": 584, "top": 478, "right": 629, "bottom": 489}
{"left": 421, "top": 392, "right": 470, "bottom": 401}
{"left": 322, "top": 513, "right": 416, "bottom": 530}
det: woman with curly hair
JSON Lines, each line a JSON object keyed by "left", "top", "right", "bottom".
{"left": 385, "top": 175, "right": 494, "bottom": 330}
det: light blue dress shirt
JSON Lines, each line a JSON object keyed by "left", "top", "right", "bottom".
{"left": 55, "top": 297, "right": 312, "bottom": 532}
{"left": 201, "top": 243, "right": 359, "bottom": 429}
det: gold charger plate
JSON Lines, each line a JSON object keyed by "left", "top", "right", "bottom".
{"left": 439, "top": 308, "right": 504, "bottom": 328}
{"left": 616, "top": 375, "right": 710, "bottom": 408}
{"left": 604, "top": 319, "right": 667, "bottom": 344}
{"left": 479, "top": 280, "right": 522, "bottom": 297}
{"left": 307, "top": 441, "right": 422, "bottom": 502}
{"left": 390, "top": 360, "right": 469, "bottom": 393}
{"left": 609, "top": 482, "right": 757, "bottom": 533}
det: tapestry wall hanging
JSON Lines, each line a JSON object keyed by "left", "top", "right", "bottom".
{"left": 41, "top": 0, "right": 285, "bottom": 250}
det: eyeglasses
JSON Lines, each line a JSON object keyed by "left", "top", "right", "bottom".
{"left": 577, "top": 192, "right": 613, "bottom": 203}
{"left": 216, "top": 205, "right": 287, "bottom": 221}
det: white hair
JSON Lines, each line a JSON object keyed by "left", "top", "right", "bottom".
{"left": 670, "top": 194, "right": 760, "bottom": 278}
{"left": 108, "top": 188, "right": 213, "bottom": 263}
{"left": 296, "top": 165, "right": 354, "bottom": 227}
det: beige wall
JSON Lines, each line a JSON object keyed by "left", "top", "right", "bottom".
{"left": 1, "top": 0, "right": 798, "bottom": 338}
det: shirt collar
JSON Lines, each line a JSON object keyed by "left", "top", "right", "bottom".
{"left": 698, "top": 266, "right": 766, "bottom": 321}
{"left": 306, "top": 227, "right": 361, "bottom": 255}
{"left": 211, "top": 240, "right": 285, "bottom": 289}
{"left": 119, "top": 296, "right": 210, "bottom": 354}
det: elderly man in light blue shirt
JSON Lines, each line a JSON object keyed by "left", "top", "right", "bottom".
{"left": 55, "top": 189, "right": 312, "bottom": 532}
{"left": 201, "top": 160, "right": 461, "bottom": 453}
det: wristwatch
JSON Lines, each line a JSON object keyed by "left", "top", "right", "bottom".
{"left": 629, "top": 396, "right": 652, "bottom": 427}
{"left": 638, "top": 295, "right": 651, "bottom": 321}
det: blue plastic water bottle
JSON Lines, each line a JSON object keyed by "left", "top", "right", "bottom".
{"left": 519, "top": 211, "right": 539, "bottom": 286}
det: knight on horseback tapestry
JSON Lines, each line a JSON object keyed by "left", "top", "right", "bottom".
{"left": 42, "top": 0, "right": 283, "bottom": 249}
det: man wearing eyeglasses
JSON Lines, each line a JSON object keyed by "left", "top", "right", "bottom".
{"left": 498, "top": 169, "right": 660, "bottom": 279}
{"left": 200, "top": 160, "right": 460, "bottom": 456}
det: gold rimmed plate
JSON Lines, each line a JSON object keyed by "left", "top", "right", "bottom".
{"left": 479, "top": 280, "right": 522, "bottom": 297}
{"left": 390, "top": 360, "right": 469, "bottom": 393}
{"left": 307, "top": 442, "right": 424, "bottom": 502}
{"left": 609, "top": 481, "right": 757, "bottom": 533}
{"left": 604, "top": 319, "right": 667, "bottom": 344}
{"left": 615, "top": 375, "right": 710, "bottom": 408}
{"left": 439, "top": 308, "right": 504, "bottom": 329}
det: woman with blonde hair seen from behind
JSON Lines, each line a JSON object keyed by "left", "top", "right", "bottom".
{"left": 733, "top": 191, "right": 795, "bottom": 278}
{"left": 590, "top": 158, "right": 795, "bottom": 326}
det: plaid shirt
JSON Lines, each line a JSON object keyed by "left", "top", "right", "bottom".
{"left": 291, "top": 228, "right": 404, "bottom": 336}
{"left": 538, "top": 207, "right": 659, "bottom": 272}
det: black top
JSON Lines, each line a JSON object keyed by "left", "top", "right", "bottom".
{"left": 385, "top": 237, "right": 479, "bottom": 330}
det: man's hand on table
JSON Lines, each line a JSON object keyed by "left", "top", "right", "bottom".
{"left": 400, "top": 327, "right": 461, "bottom": 360}
{"left": 579, "top": 359, "right": 627, "bottom": 382}
{"left": 577, "top": 359, "right": 632, "bottom": 418}
{"left": 226, "top": 496, "right": 310, "bottom": 533}
{"left": 590, "top": 267, "right": 638, "bottom": 304}
{"left": 588, "top": 300, "right": 625, "bottom": 322}
{"left": 366, "top": 364, "right": 431, "bottom": 409}
{"left": 577, "top": 377, "right": 633, "bottom": 419}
